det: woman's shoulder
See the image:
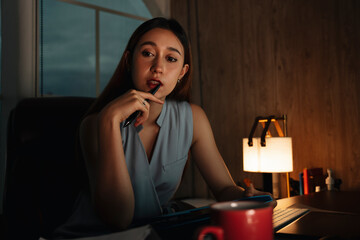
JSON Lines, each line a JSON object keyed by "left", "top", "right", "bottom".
{"left": 189, "top": 103, "right": 207, "bottom": 120}
{"left": 189, "top": 103, "right": 213, "bottom": 144}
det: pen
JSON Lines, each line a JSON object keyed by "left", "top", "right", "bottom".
{"left": 123, "top": 84, "right": 161, "bottom": 127}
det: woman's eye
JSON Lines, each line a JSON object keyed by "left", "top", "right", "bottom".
{"left": 167, "top": 56, "right": 177, "bottom": 62}
{"left": 142, "top": 51, "right": 153, "bottom": 57}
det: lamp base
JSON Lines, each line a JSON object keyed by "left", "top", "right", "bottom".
{"left": 272, "top": 173, "right": 280, "bottom": 199}
{"left": 263, "top": 173, "right": 273, "bottom": 193}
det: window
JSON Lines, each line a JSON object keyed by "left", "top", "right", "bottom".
{"left": 40, "top": 0, "right": 167, "bottom": 97}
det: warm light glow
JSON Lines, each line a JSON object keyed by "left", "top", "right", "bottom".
{"left": 243, "top": 137, "right": 293, "bottom": 173}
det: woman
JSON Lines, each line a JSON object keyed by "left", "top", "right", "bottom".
{"left": 54, "top": 17, "right": 267, "bottom": 238}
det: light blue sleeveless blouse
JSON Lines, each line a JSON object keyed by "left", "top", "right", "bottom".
{"left": 121, "top": 100, "right": 193, "bottom": 221}
{"left": 53, "top": 100, "right": 193, "bottom": 238}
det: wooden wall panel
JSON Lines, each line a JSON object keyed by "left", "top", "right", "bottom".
{"left": 172, "top": 0, "right": 360, "bottom": 198}
{"left": 171, "top": 0, "right": 211, "bottom": 199}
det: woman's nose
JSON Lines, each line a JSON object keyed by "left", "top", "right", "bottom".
{"left": 151, "top": 58, "right": 164, "bottom": 73}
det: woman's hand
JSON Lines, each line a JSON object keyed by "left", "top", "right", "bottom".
{"left": 100, "top": 89, "right": 164, "bottom": 127}
{"left": 244, "top": 183, "right": 269, "bottom": 197}
{"left": 245, "top": 183, "right": 277, "bottom": 208}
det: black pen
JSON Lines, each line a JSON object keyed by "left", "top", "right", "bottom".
{"left": 123, "top": 84, "right": 161, "bottom": 127}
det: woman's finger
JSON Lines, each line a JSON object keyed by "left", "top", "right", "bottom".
{"left": 138, "top": 97, "right": 148, "bottom": 109}
{"left": 134, "top": 101, "right": 150, "bottom": 127}
{"left": 137, "top": 91, "right": 164, "bottom": 104}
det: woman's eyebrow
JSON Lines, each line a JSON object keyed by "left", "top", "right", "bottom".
{"left": 140, "top": 41, "right": 182, "bottom": 55}
{"left": 168, "top": 47, "right": 182, "bottom": 56}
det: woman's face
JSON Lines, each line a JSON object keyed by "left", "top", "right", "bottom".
{"left": 129, "top": 28, "right": 189, "bottom": 100}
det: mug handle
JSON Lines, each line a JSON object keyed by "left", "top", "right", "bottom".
{"left": 197, "top": 226, "right": 224, "bottom": 240}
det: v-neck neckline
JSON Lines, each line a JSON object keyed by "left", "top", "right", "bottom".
{"left": 135, "top": 100, "right": 167, "bottom": 166}
{"left": 138, "top": 125, "right": 160, "bottom": 164}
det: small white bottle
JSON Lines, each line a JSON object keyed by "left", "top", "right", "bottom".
{"left": 325, "top": 168, "right": 335, "bottom": 191}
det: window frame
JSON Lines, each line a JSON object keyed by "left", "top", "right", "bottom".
{"left": 42, "top": 0, "right": 151, "bottom": 97}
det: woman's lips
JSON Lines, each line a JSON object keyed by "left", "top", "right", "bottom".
{"left": 147, "top": 79, "right": 162, "bottom": 89}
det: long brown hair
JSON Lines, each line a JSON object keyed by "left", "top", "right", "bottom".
{"left": 87, "top": 17, "right": 193, "bottom": 116}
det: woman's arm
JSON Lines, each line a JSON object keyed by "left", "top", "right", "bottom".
{"left": 80, "top": 113, "right": 134, "bottom": 230}
{"left": 190, "top": 104, "right": 246, "bottom": 201}
{"left": 190, "top": 104, "right": 272, "bottom": 202}
{"left": 80, "top": 90, "right": 163, "bottom": 229}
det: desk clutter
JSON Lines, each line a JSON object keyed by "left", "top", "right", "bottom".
{"left": 290, "top": 168, "right": 342, "bottom": 196}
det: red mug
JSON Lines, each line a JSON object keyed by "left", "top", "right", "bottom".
{"left": 197, "top": 201, "right": 273, "bottom": 240}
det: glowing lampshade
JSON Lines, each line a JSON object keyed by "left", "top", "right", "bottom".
{"left": 243, "top": 137, "right": 293, "bottom": 173}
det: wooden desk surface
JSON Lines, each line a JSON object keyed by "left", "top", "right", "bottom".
{"left": 275, "top": 191, "right": 360, "bottom": 240}
{"left": 276, "top": 191, "right": 360, "bottom": 214}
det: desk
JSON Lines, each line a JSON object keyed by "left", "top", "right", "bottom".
{"left": 156, "top": 191, "right": 360, "bottom": 240}
{"left": 275, "top": 191, "right": 360, "bottom": 214}
{"left": 275, "top": 191, "right": 360, "bottom": 240}
{"left": 64, "top": 192, "right": 360, "bottom": 240}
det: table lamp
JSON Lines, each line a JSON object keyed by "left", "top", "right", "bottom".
{"left": 243, "top": 115, "right": 293, "bottom": 198}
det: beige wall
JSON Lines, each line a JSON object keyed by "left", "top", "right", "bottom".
{"left": 172, "top": 0, "right": 360, "bottom": 198}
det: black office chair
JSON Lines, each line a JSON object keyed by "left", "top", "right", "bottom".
{"left": 3, "top": 97, "right": 95, "bottom": 240}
